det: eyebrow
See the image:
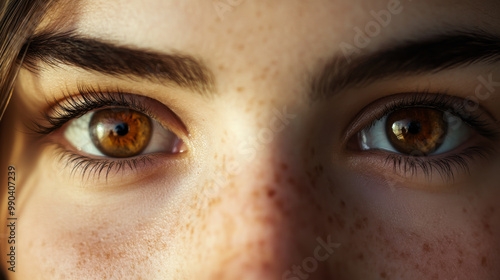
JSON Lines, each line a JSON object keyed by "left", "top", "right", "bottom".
{"left": 19, "top": 30, "right": 500, "bottom": 101}
{"left": 312, "top": 30, "right": 500, "bottom": 100}
{"left": 19, "top": 31, "right": 215, "bottom": 94}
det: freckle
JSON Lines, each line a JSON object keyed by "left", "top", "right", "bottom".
{"left": 399, "top": 251, "right": 409, "bottom": 258}
{"left": 481, "top": 256, "right": 487, "bottom": 267}
{"left": 274, "top": 172, "right": 281, "bottom": 183}
{"left": 280, "top": 162, "right": 288, "bottom": 170}
{"left": 422, "top": 243, "right": 432, "bottom": 252}
{"left": 267, "top": 189, "right": 276, "bottom": 197}
{"left": 356, "top": 253, "right": 364, "bottom": 260}
{"left": 458, "top": 258, "right": 463, "bottom": 266}
{"left": 236, "top": 87, "right": 244, "bottom": 92}
{"left": 327, "top": 215, "right": 333, "bottom": 224}
{"left": 380, "top": 272, "right": 387, "bottom": 278}
{"left": 252, "top": 190, "right": 260, "bottom": 197}
{"left": 334, "top": 213, "right": 345, "bottom": 229}
{"left": 483, "top": 221, "right": 492, "bottom": 233}
{"left": 275, "top": 199, "right": 284, "bottom": 210}
{"left": 218, "top": 64, "right": 225, "bottom": 71}
{"left": 462, "top": 207, "right": 467, "bottom": 213}
{"left": 315, "top": 204, "right": 323, "bottom": 211}
{"left": 235, "top": 44, "right": 245, "bottom": 51}
{"left": 340, "top": 199, "right": 346, "bottom": 209}
{"left": 287, "top": 177, "right": 295, "bottom": 185}
{"left": 314, "top": 164, "right": 324, "bottom": 175}
{"left": 306, "top": 171, "right": 316, "bottom": 187}
{"left": 310, "top": 147, "right": 315, "bottom": 156}
{"left": 354, "top": 219, "right": 364, "bottom": 230}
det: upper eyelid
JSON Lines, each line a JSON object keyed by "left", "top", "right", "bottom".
{"left": 30, "top": 89, "right": 150, "bottom": 135}
{"left": 29, "top": 86, "right": 191, "bottom": 142}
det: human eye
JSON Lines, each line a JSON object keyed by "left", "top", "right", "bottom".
{"left": 30, "top": 85, "right": 187, "bottom": 180}
{"left": 346, "top": 92, "right": 500, "bottom": 184}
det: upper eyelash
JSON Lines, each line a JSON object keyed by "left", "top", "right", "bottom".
{"left": 364, "top": 91, "right": 500, "bottom": 140}
{"left": 28, "top": 86, "right": 161, "bottom": 179}
{"left": 29, "top": 85, "right": 153, "bottom": 136}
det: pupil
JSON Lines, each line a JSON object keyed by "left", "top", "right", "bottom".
{"left": 407, "top": 121, "right": 421, "bottom": 135}
{"left": 114, "top": 123, "right": 129, "bottom": 136}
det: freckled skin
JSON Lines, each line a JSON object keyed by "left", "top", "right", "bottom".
{"left": 1, "top": 0, "right": 500, "bottom": 279}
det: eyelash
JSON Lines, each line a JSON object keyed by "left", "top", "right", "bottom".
{"left": 31, "top": 86, "right": 162, "bottom": 180}
{"left": 31, "top": 88, "right": 498, "bottom": 182}
{"left": 56, "top": 146, "right": 158, "bottom": 181}
{"left": 32, "top": 85, "right": 154, "bottom": 135}
{"left": 365, "top": 91, "right": 498, "bottom": 139}
{"left": 384, "top": 146, "right": 492, "bottom": 181}
{"left": 357, "top": 91, "right": 499, "bottom": 181}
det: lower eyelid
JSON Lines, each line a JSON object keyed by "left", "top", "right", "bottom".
{"left": 344, "top": 145, "right": 494, "bottom": 189}
{"left": 48, "top": 142, "right": 168, "bottom": 182}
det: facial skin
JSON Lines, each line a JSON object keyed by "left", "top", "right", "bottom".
{"left": 1, "top": 0, "right": 500, "bottom": 279}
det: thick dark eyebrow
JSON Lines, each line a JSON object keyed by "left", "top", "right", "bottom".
{"left": 19, "top": 32, "right": 215, "bottom": 94}
{"left": 312, "top": 30, "right": 500, "bottom": 100}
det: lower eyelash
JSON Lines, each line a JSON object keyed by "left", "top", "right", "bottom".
{"left": 384, "top": 146, "right": 492, "bottom": 181}
{"left": 55, "top": 145, "right": 156, "bottom": 181}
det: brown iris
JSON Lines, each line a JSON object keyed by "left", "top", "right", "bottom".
{"left": 385, "top": 108, "right": 447, "bottom": 155}
{"left": 89, "top": 108, "right": 152, "bottom": 158}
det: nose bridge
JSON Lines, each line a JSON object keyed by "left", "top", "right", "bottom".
{"left": 192, "top": 110, "right": 336, "bottom": 279}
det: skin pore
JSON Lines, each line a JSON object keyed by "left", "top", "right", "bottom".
{"left": 1, "top": 0, "right": 500, "bottom": 279}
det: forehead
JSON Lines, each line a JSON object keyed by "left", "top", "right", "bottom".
{"left": 45, "top": 0, "right": 500, "bottom": 97}
{"left": 72, "top": 0, "right": 497, "bottom": 50}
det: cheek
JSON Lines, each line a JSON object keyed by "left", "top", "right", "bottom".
{"left": 322, "top": 172, "right": 500, "bottom": 279}
{"left": 13, "top": 170, "right": 182, "bottom": 279}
